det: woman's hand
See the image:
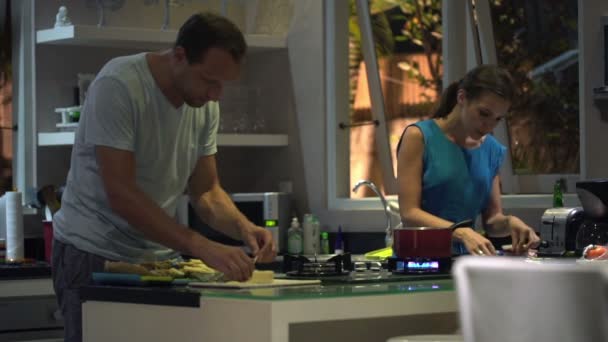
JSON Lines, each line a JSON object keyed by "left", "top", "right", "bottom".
{"left": 510, "top": 221, "right": 541, "bottom": 255}
{"left": 453, "top": 227, "right": 496, "bottom": 256}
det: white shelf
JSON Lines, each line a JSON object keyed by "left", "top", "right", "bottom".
{"left": 36, "top": 25, "right": 286, "bottom": 51}
{"left": 38, "top": 132, "right": 288, "bottom": 147}
{"left": 38, "top": 132, "right": 75, "bottom": 146}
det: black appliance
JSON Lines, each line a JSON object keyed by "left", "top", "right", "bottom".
{"left": 282, "top": 253, "right": 353, "bottom": 276}
{"left": 574, "top": 179, "right": 608, "bottom": 252}
{"left": 538, "top": 207, "right": 585, "bottom": 256}
{"left": 281, "top": 254, "right": 451, "bottom": 284}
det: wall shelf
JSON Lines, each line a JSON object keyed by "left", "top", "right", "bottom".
{"left": 36, "top": 25, "right": 287, "bottom": 51}
{"left": 38, "top": 132, "right": 288, "bottom": 147}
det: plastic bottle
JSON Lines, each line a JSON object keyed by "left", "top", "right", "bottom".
{"left": 302, "top": 213, "right": 317, "bottom": 255}
{"left": 320, "top": 232, "right": 330, "bottom": 254}
{"left": 287, "top": 217, "right": 303, "bottom": 255}
{"left": 312, "top": 216, "right": 321, "bottom": 253}
{"left": 553, "top": 179, "right": 564, "bottom": 208}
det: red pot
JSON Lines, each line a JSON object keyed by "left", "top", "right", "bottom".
{"left": 393, "top": 220, "right": 472, "bottom": 259}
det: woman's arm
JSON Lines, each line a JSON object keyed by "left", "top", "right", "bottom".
{"left": 397, "top": 125, "right": 495, "bottom": 255}
{"left": 482, "top": 176, "right": 540, "bottom": 254}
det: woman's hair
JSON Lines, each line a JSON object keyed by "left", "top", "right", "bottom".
{"left": 433, "top": 65, "right": 515, "bottom": 118}
{"left": 175, "top": 12, "right": 247, "bottom": 64}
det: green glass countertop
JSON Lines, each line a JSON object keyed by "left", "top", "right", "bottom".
{"left": 191, "top": 278, "right": 454, "bottom": 301}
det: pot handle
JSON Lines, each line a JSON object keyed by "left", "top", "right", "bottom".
{"left": 449, "top": 219, "right": 473, "bottom": 230}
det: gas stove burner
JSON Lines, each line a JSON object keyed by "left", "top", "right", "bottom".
{"left": 286, "top": 269, "right": 351, "bottom": 277}
{"left": 388, "top": 256, "right": 452, "bottom": 274}
{"left": 283, "top": 253, "right": 353, "bottom": 277}
{"left": 302, "top": 262, "right": 336, "bottom": 273}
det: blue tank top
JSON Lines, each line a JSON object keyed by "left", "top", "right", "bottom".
{"left": 406, "top": 119, "right": 506, "bottom": 254}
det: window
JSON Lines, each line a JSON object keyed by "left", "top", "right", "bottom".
{"left": 344, "top": 0, "right": 442, "bottom": 199}
{"left": 488, "top": 0, "right": 579, "bottom": 194}
{"left": 329, "top": 0, "right": 580, "bottom": 213}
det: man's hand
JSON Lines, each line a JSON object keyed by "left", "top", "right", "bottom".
{"left": 454, "top": 227, "right": 496, "bottom": 256}
{"left": 240, "top": 223, "right": 277, "bottom": 263}
{"left": 197, "top": 238, "right": 255, "bottom": 282}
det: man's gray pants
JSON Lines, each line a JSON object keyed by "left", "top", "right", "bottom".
{"left": 52, "top": 239, "right": 106, "bottom": 342}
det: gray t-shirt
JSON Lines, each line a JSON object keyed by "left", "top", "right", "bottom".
{"left": 53, "top": 53, "right": 219, "bottom": 263}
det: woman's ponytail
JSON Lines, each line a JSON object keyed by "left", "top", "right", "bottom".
{"left": 432, "top": 80, "right": 460, "bottom": 118}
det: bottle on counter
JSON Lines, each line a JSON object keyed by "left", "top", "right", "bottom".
{"left": 553, "top": 179, "right": 564, "bottom": 208}
{"left": 320, "top": 231, "right": 330, "bottom": 254}
{"left": 287, "top": 217, "right": 303, "bottom": 255}
{"left": 312, "top": 215, "right": 321, "bottom": 253}
{"left": 302, "top": 213, "right": 319, "bottom": 255}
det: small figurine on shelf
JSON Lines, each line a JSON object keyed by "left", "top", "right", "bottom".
{"left": 54, "top": 6, "right": 72, "bottom": 28}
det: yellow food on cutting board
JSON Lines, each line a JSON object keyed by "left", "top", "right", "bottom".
{"left": 104, "top": 259, "right": 274, "bottom": 284}
{"left": 225, "top": 270, "right": 275, "bottom": 285}
{"left": 104, "top": 258, "right": 218, "bottom": 279}
{"left": 248, "top": 270, "right": 275, "bottom": 284}
{"left": 104, "top": 261, "right": 151, "bottom": 276}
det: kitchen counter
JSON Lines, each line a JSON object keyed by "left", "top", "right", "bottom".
{"left": 0, "top": 261, "right": 52, "bottom": 280}
{"left": 0, "top": 265, "right": 64, "bottom": 340}
{"left": 0, "top": 262, "right": 54, "bottom": 298}
{"left": 82, "top": 275, "right": 459, "bottom": 342}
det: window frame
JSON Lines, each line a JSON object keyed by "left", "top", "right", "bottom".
{"left": 12, "top": 0, "right": 36, "bottom": 202}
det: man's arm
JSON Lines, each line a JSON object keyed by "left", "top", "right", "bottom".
{"left": 96, "top": 145, "right": 201, "bottom": 255}
{"left": 96, "top": 145, "right": 255, "bottom": 281}
{"left": 187, "top": 154, "right": 276, "bottom": 262}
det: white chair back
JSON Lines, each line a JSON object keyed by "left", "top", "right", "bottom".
{"left": 452, "top": 257, "right": 608, "bottom": 342}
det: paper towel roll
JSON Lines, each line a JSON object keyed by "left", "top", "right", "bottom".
{"left": 5, "top": 191, "right": 24, "bottom": 260}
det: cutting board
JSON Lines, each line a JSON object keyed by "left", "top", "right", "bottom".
{"left": 189, "top": 278, "right": 321, "bottom": 289}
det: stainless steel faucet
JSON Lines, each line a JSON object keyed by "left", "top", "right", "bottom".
{"left": 352, "top": 180, "right": 393, "bottom": 247}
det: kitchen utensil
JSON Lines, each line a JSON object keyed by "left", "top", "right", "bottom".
{"left": 393, "top": 220, "right": 473, "bottom": 259}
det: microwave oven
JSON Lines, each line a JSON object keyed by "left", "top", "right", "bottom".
{"left": 176, "top": 192, "right": 291, "bottom": 253}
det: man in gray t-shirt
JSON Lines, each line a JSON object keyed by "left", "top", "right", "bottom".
{"left": 52, "top": 13, "right": 276, "bottom": 342}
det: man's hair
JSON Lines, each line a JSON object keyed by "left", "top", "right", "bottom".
{"left": 175, "top": 12, "right": 247, "bottom": 64}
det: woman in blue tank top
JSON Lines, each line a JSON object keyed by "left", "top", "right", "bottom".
{"left": 396, "top": 65, "right": 540, "bottom": 256}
